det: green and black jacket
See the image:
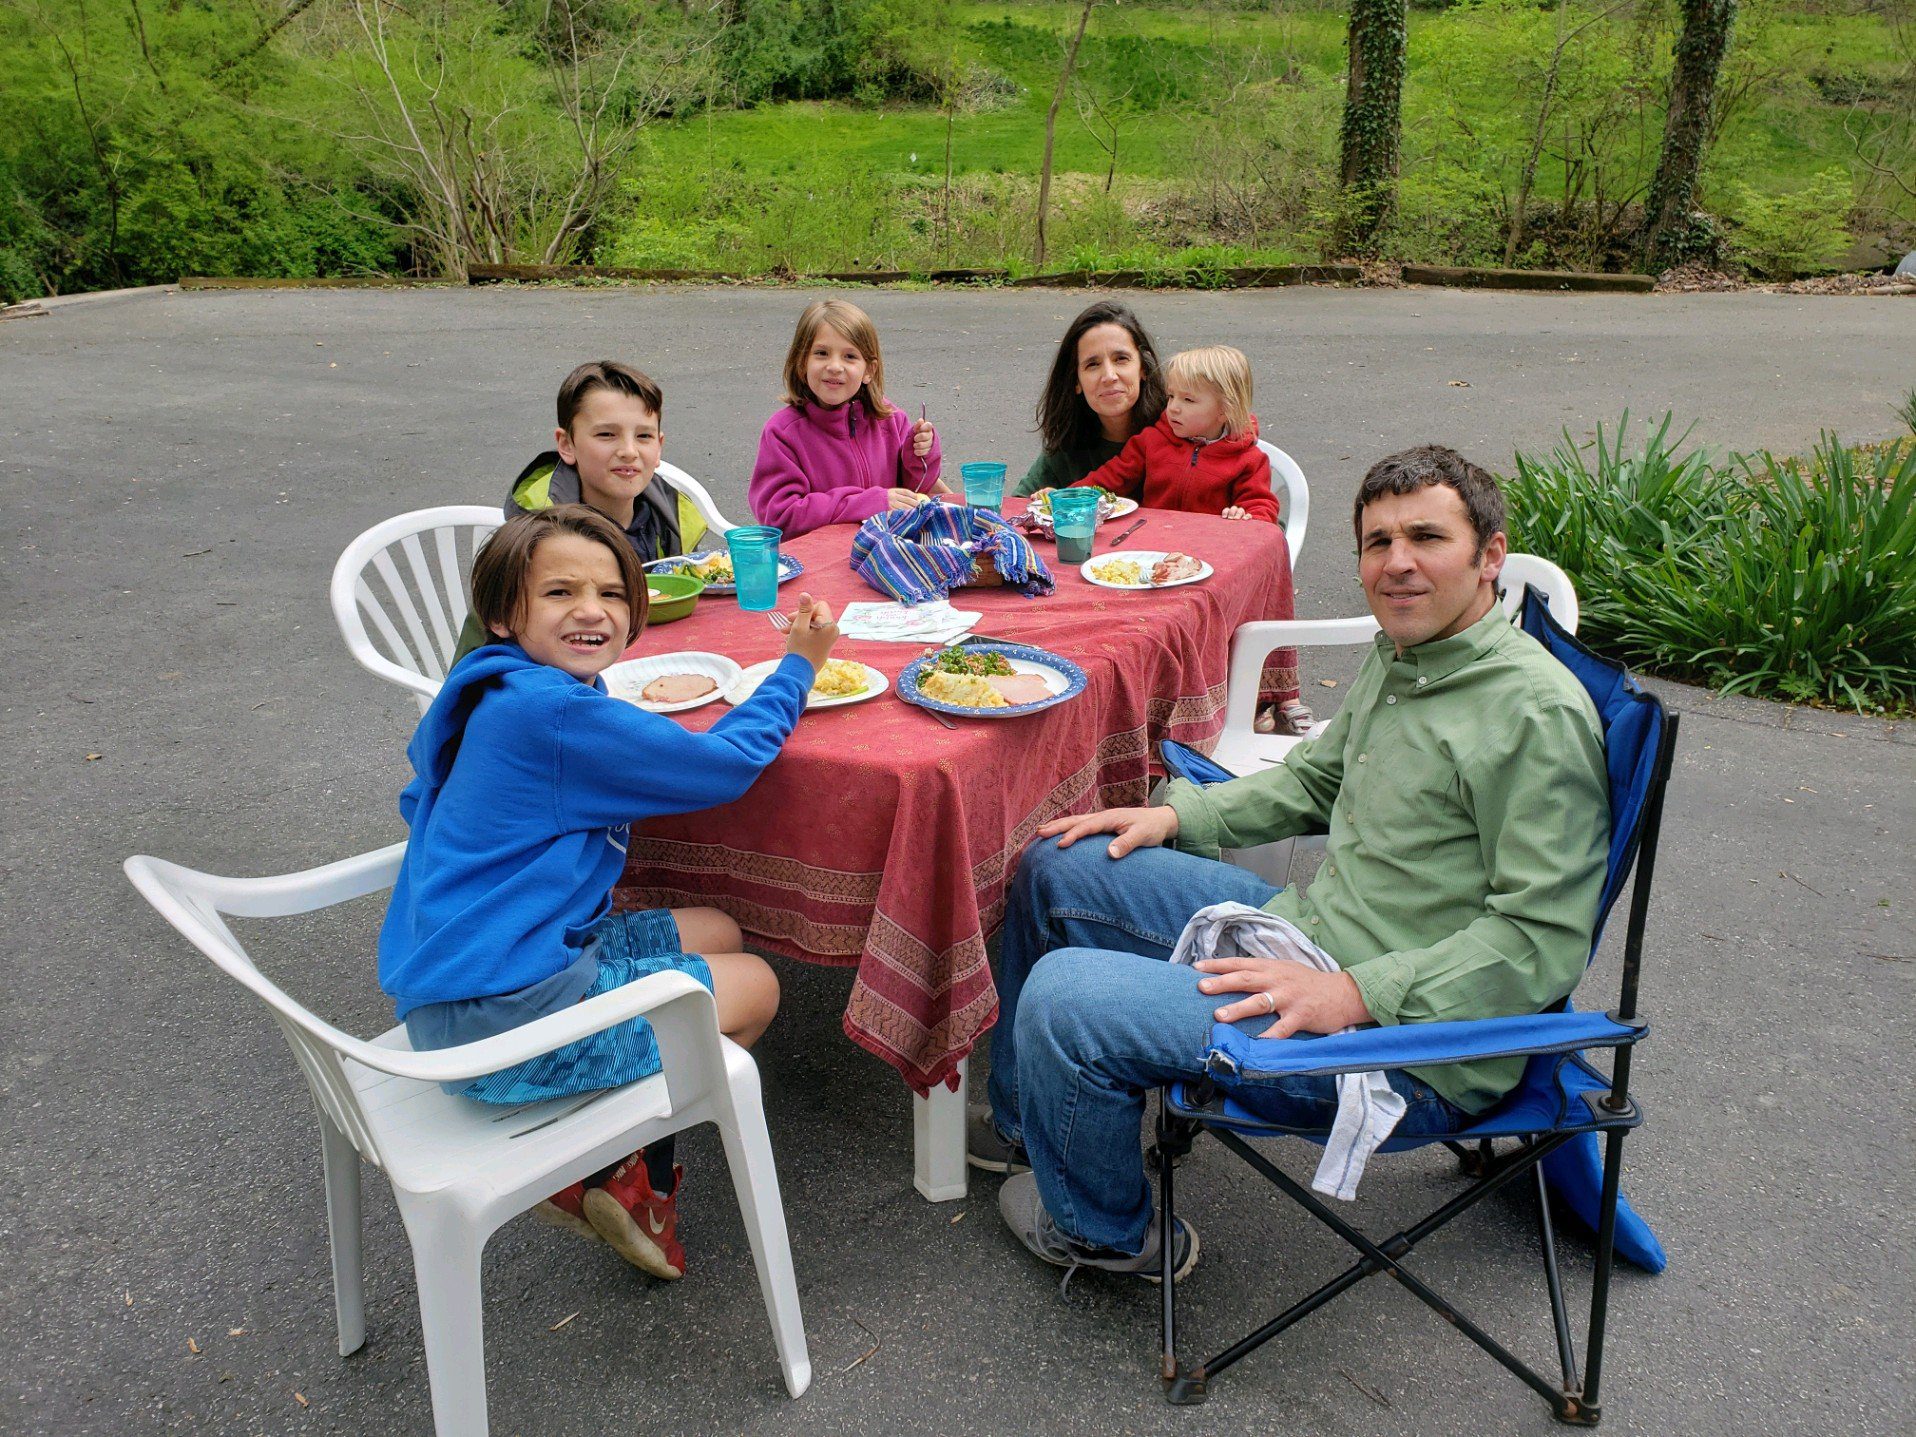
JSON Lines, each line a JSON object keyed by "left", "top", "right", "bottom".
{"left": 451, "top": 453, "right": 710, "bottom": 666}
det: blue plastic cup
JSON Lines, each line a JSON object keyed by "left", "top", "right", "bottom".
{"left": 725, "top": 525, "right": 783, "bottom": 612}
{"left": 961, "top": 461, "right": 1009, "bottom": 512}
{"left": 1049, "top": 488, "right": 1100, "bottom": 565}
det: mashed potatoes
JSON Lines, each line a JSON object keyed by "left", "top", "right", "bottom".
{"left": 812, "top": 658, "right": 872, "bottom": 698}
{"left": 920, "top": 670, "right": 1009, "bottom": 708}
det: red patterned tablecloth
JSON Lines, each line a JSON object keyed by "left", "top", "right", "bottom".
{"left": 612, "top": 503, "right": 1295, "bottom": 1094}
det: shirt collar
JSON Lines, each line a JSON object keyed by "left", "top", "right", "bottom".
{"left": 1371, "top": 603, "right": 1511, "bottom": 683}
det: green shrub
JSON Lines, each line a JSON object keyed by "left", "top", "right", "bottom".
{"left": 1504, "top": 415, "right": 1916, "bottom": 711}
{"left": 714, "top": 0, "right": 947, "bottom": 106}
{"left": 1724, "top": 168, "right": 1856, "bottom": 280}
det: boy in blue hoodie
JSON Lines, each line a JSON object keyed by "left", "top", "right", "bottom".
{"left": 378, "top": 504, "right": 839, "bottom": 1279}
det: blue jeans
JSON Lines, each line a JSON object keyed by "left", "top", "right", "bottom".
{"left": 990, "top": 837, "right": 1464, "bottom": 1254}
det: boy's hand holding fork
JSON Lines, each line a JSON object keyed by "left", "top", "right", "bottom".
{"left": 781, "top": 593, "right": 841, "bottom": 671}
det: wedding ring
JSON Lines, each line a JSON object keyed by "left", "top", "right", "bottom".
{"left": 1259, "top": 991, "right": 1276, "bottom": 1015}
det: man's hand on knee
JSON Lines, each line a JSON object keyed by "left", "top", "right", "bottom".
{"left": 1036, "top": 805, "right": 1179, "bottom": 859}
{"left": 1195, "top": 956, "right": 1372, "bottom": 1039}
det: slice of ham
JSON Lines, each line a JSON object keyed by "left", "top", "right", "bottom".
{"left": 641, "top": 673, "right": 717, "bottom": 704}
{"left": 1149, "top": 552, "right": 1203, "bottom": 585}
{"left": 986, "top": 673, "right": 1054, "bottom": 706}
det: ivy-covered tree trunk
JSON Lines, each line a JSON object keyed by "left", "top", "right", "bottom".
{"left": 1641, "top": 0, "right": 1737, "bottom": 270}
{"left": 1338, "top": 0, "right": 1407, "bottom": 253}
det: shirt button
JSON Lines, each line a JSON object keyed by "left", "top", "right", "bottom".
{"left": 1386, "top": 695, "right": 1398, "bottom": 705}
{"left": 1327, "top": 865, "right": 1337, "bottom": 877}
{"left": 1310, "top": 915, "right": 1320, "bottom": 925}
{"left": 1357, "top": 753, "right": 1367, "bottom": 763}
{"left": 1416, "top": 676, "right": 1429, "bottom": 687}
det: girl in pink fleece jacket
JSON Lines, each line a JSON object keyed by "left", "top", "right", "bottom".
{"left": 748, "top": 300, "right": 946, "bottom": 537}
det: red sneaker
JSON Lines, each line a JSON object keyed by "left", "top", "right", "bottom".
{"left": 533, "top": 1180, "right": 601, "bottom": 1245}
{"left": 582, "top": 1153, "right": 686, "bottom": 1280}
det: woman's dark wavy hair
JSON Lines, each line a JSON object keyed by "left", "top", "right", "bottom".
{"left": 1034, "top": 300, "right": 1166, "bottom": 453}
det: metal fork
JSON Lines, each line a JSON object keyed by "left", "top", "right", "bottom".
{"left": 767, "top": 610, "right": 792, "bottom": 633}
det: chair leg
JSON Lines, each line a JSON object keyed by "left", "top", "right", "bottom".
{"left": 716, "top": 1068, "right": 813, "bottom": 1398}
{"left": 319, "top": 1118, "right": 367, "bottom": 1357}
{"left": 401, "top": 1199, "right": 491, "bottom": 1437}
{"left": 1534, "top": 1163, "right": 1579, "bottom": 1394}
{"left": 1155, "top": 1105, "right": 1207, "bottom": 1405}
{"left": 1572, "top": 1127, "right": 1630, "bottom": 1426}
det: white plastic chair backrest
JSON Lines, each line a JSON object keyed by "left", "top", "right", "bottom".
{"left": 1255, "top": 440, "right": 1310, "bottom": 571}
{"left": 1220, "top": 551, "right": 1578, "bottom": 734}
{"left": 330, "top": 506, "right": 503, "bottom": 715}
{"left": 655, "top": 460, "right": 737, "bottom": 537}
{"left": 1500, "top": 552, "right": 1580, "bottom": 633}
{"left": 124, "top": 847, "right": 408, "bottom": 1171}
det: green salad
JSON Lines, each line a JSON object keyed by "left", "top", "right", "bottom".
{"left": 916, "top": 646, "right": 1015, "bottom": 689}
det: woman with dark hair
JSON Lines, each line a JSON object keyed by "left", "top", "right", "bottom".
{"left": 1016, "top": 300, "right": 1312, "bottom": 734}
{"left": 1014, "top": 301, "right": 1167, "bottom": 497}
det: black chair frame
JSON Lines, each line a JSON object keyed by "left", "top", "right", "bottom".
{"left": 1153, "top": 711, "right": 1679, "bottom": 1426}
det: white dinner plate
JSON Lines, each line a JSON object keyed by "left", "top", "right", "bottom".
{"left": 602, "top": 652, "right": 743, "bottom": 714}
{"left": 1024, "top": 492, "right": 1140, "bottom": 531}
{"left": 725, "top": 659, "right": 888, "bottom": 709}
{"left": 1080, "top": 550, "right": 1214, "bottom": 590}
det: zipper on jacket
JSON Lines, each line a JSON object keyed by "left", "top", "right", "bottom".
{"left": 848, "top": 404, "right": 871, "bottom": 489}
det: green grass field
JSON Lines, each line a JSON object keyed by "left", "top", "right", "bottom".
{"left": 604, "top": 0, "right": 1909, "bottom": 276}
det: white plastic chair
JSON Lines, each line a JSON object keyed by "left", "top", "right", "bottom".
{"left": 1200, "top": 553, "right": 1579, "bottom": 887}
{"left": 124, "top": 843, "right": 811, "bottom": 1437}
{"left": 656, "top": 460, "right": 738, "bottom": 538}
{"left": 331, "top": 506, "right": 504, "bottom": 715}
{"left": 1256, "top": 440, "right": 1311, "bottom": 571}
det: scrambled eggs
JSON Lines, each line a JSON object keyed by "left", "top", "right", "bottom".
{"left": 1090, "top": 558, "right": 1145, "bottom": 586}
{"left": 812, "top": 659, "right": 871, "bottom": 698}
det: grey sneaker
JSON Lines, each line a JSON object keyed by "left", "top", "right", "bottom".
{"left": 997, "top": 1171, "right": 1199, "bottom": 1284}
{"left": 966, "top": 1103, "right": 1031, "bottom": 1174}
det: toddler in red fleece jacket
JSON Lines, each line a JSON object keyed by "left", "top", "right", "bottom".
{"left": 1076, "top": 345, "right": 1280, "bottom": 522}
{"left": 1076, "top": 345, "right": 1313, "bottom": 732}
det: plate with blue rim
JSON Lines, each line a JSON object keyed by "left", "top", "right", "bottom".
{"left": 644, "top": 552, "right": 804, "bottom": 594}
{"left": 896, "top": 641, "right": 1088, "bottom": 719}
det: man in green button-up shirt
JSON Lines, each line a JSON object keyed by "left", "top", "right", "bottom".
{"left": 986, "top": 446, "right": 1609, "bottom": 1283}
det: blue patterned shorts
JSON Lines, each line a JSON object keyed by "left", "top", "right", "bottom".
{"left": 454, "top": 908, "right": 713, "bottom": 1106}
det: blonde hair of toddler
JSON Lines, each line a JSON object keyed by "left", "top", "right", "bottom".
{"left": 1165, "top": 346, "right": 1254, "bottom": 435}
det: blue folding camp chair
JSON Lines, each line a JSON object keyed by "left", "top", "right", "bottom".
{"left": 1151, "top": 588, "right": 1678, "bottom": 1424}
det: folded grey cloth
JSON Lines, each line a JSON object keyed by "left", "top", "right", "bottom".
{"left": 1169, "top": 901, "right": 1407, "bottom": 1200}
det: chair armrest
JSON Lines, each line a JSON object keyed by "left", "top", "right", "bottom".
{"left": 1226, "top": 617, "right": 1381, "bottom": 729}
{"left": 341, "top": 969, "right": 718, "bottom": 1083}
{"left": 345, "top": 645, "right": 444, "bottom": 703}
{"left": 126, "top": 844, "right": 409, "bottom": 920}
{"left": 1202, "top": 1010, "right": 1646, "bottom": 1083}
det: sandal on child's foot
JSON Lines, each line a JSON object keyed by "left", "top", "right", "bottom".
{"left": 583, "top": 1154, "right": 686, "bottom": 1280}
{"left": 534, "top": 1181, "right": 601, "bottom": 1245}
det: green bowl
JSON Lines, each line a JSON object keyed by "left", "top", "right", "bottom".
{"left": 643, "top": 571, "right": 705, "bottom": 624}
